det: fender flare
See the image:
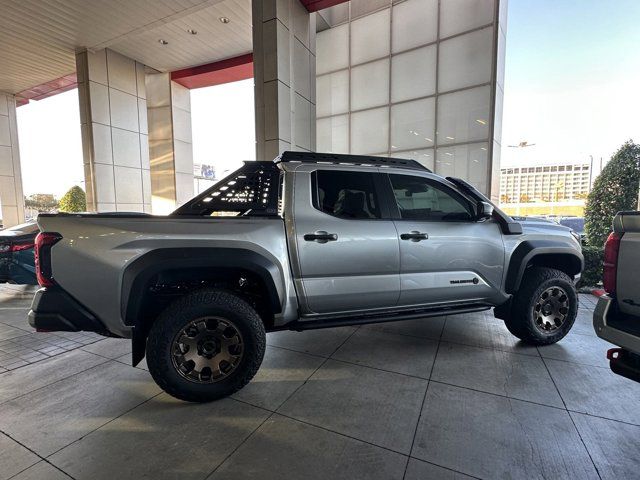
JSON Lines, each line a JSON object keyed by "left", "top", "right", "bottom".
{"left": 504, "top": 240, "right": 584, "bottom": 294}
{"left": 121, "top": 247, "right": 284, "bottom": 328}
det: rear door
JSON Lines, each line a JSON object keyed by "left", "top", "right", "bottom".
{"left": 385, "top": 173, "right": 504, "bottom": 306}
{"left": 292, "top": 167, "right": 400, "bottom": 314}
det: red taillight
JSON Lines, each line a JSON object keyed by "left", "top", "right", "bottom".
{"left": 603, "top": 232, "right": 622, "bottom": 295}
{"left": 9, "top": 242, "right": 35, "bottom": 252}
{"left": 35, "top": 232, "right": 62, "bottom": 287}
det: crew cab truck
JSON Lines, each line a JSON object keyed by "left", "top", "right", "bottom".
{"left": 594, "top": 211, "right": 640, "bottom": 383}
{"left": 29, "top": 152, "right": 583, "bottom": 402}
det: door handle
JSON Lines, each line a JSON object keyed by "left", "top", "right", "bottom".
{"left": 400, "top": 231, "right": 428, "bottom": 242}
{"left": 304, "top": 231, "right": 338, "bottom": 243}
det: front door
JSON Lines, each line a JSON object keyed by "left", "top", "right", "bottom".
{"left": 386, "top": 173, "right": 505, "bottom": 306}
{"left": 293, "top": 168, "right": 400, "bottom": 314}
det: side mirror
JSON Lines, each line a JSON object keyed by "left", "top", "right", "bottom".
{"left": 477, "top": 201, "right": 494, "bottom": 220}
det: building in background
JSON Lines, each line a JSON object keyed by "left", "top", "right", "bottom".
{"left": 499, "top": 161, "right": 594, "bottom": 216}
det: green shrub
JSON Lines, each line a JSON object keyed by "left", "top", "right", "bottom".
{"left": 584, "top": 141, "right": 640, "bottom": 247}
{"left": 58, "top": 186, "right": 86, "bottom": 213}
{"left": 579, "top": 245, "right": 604, "bottom": 288}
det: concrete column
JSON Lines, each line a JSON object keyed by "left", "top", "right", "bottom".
{"left": 253, "top": 0, "right": 316, "bottom": 160}
{"left": 0, "top": 92, "right": 25, "bottom": 227}
{"left": 146, "top": 72, "right": 194, "bottom": 214}
{"left": 76, "top": 48, "right": 151, "bottom": 213}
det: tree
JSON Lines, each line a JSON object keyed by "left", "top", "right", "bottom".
{"left": 585, "top": 141, "right": 640, "bottom": 247}
{"left": 24, "top": 193, "right": 58, "bottom": 212}
{"left": 58, "top": 186, "right": 87, "bottom": 213}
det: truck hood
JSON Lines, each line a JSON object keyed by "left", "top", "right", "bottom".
{"left": 520, "top": 220, "right": 576, "bottom": 239}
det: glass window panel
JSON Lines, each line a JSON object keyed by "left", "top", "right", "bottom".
{"left": 390, "top": 148, "right": 435, "bottom": 171}
{"left": 389, "top": 174, "right": 474, "bottom": 221}
{"left": 390, "top": 97, "right": 435, "bottom": 151}
{"left": 391, "top": 45, "right": 436, "bottom": 103}
{"left": 351, "top": 107, "right": 389, "bottom": 154}
{"left": 351, "top": 9, "right": 390, "bottom": 65}
{"left": 350, "top": 58, "right": 389, "bottom": 111}
{"left": 440, "top": 0, "right": 495, "bottom": 38}
{"left": 437, "top": 85, "right": 490, "bottom": 145}
{"left": 317, "top": 70, "right": 349, "bottom": 117}
{"left": 316, "top": 24, "right": 349, "bottom": 75}
{"left": 315, "top": 170, "right": 381, "bottom": 219}
{"left": 438, "top": 27, "right": 493, "bottom": 92}
{"left": 317, "top": 115, "right": 349, "bottom": 153}
{"left": 392, "top": 0, "right": 438, "bottom": 53}
{"left": 436, "top": 143, "right": 489, "bottom": 194}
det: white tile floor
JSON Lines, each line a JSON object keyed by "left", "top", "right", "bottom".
{"left": 1, "top": 286, "right": 639, "bottom": 480}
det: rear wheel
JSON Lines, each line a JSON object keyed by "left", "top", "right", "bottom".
{"left": 146, "top": 289, "right": 265, "bottom": 402}
{"left": 504, "top": 267, "right": 577, "bottom": 345}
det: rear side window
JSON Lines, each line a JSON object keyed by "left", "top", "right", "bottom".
{"left": 389, "top": 174, "right": 473, "bottom": 221}
{"left": 314, "top": 171, "right": 381, "bottom": 219}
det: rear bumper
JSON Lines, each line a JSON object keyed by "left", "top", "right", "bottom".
{"left": 28, "top": 287, "right": 108, "bottom": 333}
{"left": 594, "top": 294, "right": 640, "bottom": 383}
{"left": 593, "top": 294, "right": 640, "bottom": 354}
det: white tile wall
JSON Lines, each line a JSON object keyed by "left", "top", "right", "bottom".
{"left": 316, "top": 70, "right": 349, "bottom": 117}
{"left": 351, "top": 107, "right": 389, "bottom": 154}
{"left": 78, "top": 48, "right": 151, "bottom": 212}
{"left": 390, "top": 97, "right": 436, "bottom": 150}
{"left": 111, "top": 127, "right": 141, "bottom": 168}
{"left": 351, "top": 9, "right": 390, "bottom": 65}
{"left": 391, "top": 0, "right": 438, "bottom": 53}
{"left": 391, "top": 45, "right": 436, "bottom": 103}
{"left": 438, "top": 27, "right": 493, "bottom": 92}
{"left": 440, "top": 0, "right": 495, "bottom": 38}
{"left": 315, "top": 0, "right": 504, "bottom": 197}
{"left": 109, "top": 89, "right": 139, "bottom": 132}
{"left": 0, "top": 93, "right": 25, "bottom": 226}
{"left": 437, "top": 85, "right": 491, "bottom": 145}
{"left": 350, "top": 59, "right": 389, "bottom": 111}
{"left": 316, "top": 24, "right": 348, "bottom": 74}
{"left": 107, "top": 49, "right": 137, "bottom": 95}
{"left": 317, "top": 114, "right": 349, "bottom": 153}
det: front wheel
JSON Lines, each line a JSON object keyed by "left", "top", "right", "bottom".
{"left": 504, "top": 267, "right": 577, "bottom": 345}
{"left": 146, "top": 289, "right": 266, "bottom": 402}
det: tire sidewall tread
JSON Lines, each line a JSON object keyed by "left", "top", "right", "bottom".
{"left": 505, "top": 267, "right": 578, "bottom": 346}
{"left": 146, "top": 289, "right": 265, "bottom": 403}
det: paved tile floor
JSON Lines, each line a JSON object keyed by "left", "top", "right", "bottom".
{"left": 1, "top": 286, "right": 639, "bottom": 479}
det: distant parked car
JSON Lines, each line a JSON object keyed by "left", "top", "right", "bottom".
{"left": 558, "top": 217, "right": 585, "bottom": 242}
{"left": 0, "top": 220, "right": 39, "bottom": 284}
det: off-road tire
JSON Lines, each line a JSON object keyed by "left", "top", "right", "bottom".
{"left": 504, "top": 267, "right": 577, "bottom": 345}
{"left": 146, "top": 289, "right": 265, "bottom": 402}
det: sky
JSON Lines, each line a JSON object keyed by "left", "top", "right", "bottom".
{"left": 501, "top": 0, "right": 640, "bottom": 167}
{"left": 11, "top": 0, "right": 640, "bottom": 198}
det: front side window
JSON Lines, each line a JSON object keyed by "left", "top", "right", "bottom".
{"left": 314, "top": 171, "right": 381, "bottom": 219}
{"left": 389, "top": 174, "right": 473, "bottom": 221}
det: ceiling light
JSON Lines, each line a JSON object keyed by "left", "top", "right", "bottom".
{"left": 219, "top": 16, "right": 230, "bottom": 23}
{"left": 445, "top": 136, "right": 455, "bottom": 140}
{"left": 187, "top": 28, "right": 198, "bottom": 35}
{"left": 476, "top": 119, "right": 487, "bottom": 125}
{"left": 445, "top": 152, "right": 453, "bottom": 156}
{"left": 158, "top": 39, "right": 169, "bottom": 45}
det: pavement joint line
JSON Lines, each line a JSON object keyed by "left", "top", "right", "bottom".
{"left": 539, "top": 355, "right": 602, "bottom": 479}
{"left": 45, "top": 389, "right": 165, "bottom": 461}
{"left": 402, "top": 315, "right": 448, "bottom": 479}
{"left": 1, "top": 429, "right": 76, "bottom": 480}
{"left": 206, "top": 326, "right": 362, "bottom": 478}
{"left": 0, "top": 354, "right": 111, "bottom": 407}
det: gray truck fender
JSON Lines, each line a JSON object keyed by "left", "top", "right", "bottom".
{"left": 121, "top": 248, "right": 284, "bottom": 366}
{"left": 504, "top": 240, "right": 584, "bottom": 294}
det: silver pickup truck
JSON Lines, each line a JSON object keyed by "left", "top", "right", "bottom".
{"left": 594, "top": 211, "right": 640, "bottom": 383}
{"left": 29, "top": 152, "right": 583, "bottom": 402}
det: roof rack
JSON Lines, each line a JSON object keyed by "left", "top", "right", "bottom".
{"left": 276, "top": 151, "right": 431, "bottom": 173}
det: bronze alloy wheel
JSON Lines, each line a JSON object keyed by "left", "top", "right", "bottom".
{"left": 171, "top": 317, "right": 244, "bottom": 383}
{"left": 533, "top": 286, "right": 570, "bottom": 334}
